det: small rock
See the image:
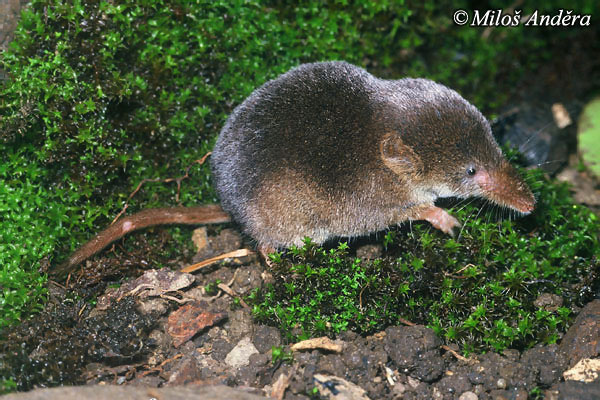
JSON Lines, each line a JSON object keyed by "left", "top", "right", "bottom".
{"left": 489, "top": 389, "right": 510, "bottom": 400}
{"left": 563, "top": 358, "right": 600, "bottom": 383}
{"left": 296, "top": 352, "right": 320, "bottom": 390}
{"left": 130, "top": 269, "right": 195, "bottom": 298}
{"left": 521, "top": 344, "right": 567, "bottom": 387}
{"left": 474, "top": 351, "right": 540, "bottom": 393}
{"left": 496, "top": 378, "right": 507, "bottom": 389}
{"left": 317, "top": 354, "right": 347, "bottom": 376}
{"left": 225, "top": 336, "right": 259, "bottom": 368}
{"left": 436, "top": 374, "right": 472, "bottom": 396}
{"left": 515, "top": 389, "right": 528, "bottom": 400}
{"left": 533, "top": 293, "right": 563, "bottom": 312}
{"left": 407, "top": 376, "right": 421, "bottom": 389}
{"left": 556, "top": 380, "right": 600, "bottom": 400}
{"left": 148, "top": 328, "right": 172, "bottom": 356}
{"left": 459, "top": 391, "right": 478, "bottom": 400}
{"left": 559, "top": 299, "right": 600, "bottom": 367}
{"left": 227, "top": 309, "right": 255, "bottom": 342}
{"left": 313, "top": 374, "right": 370, "bottom": 400}
{"left": 252, "top": 325, "right": 282, "bottom": 354}
{"left": 492, "top": 102, "right": 570, "bottom": 174}
{"left": 234, "top": 266, "right": 263, "bottom": 291}
{"left": 0, "top": 385, "right": 267, "bottom": 400}
{"left": 210, "top": 337, "right": 235, "bottom": 361}
{"left": 467, "top": 372, "right": 484, "bottom": 385}
{"left": 384, "top": 325, "right": 444, "bottom": 382}
{"left": 339, "top": 341, "right": 387, "bottom": 382}
{"left": 167, "top": 356, "right": 202, "bottom": 385}
{"left": 393, "top": 382, "right": 406, "bottom": 396}
{"left": 137, "top": 297, "right": 168, "bottom": 316}
{"left": 543, "top": 388, "right": 560, "bottom": 400}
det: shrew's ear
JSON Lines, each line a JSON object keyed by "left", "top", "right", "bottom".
{"left": 380, "top": 132, "right": 423, "bottom": 176}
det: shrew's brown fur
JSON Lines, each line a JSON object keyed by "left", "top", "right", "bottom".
{"left": 57, "top": 61, "right": 534, "bottom": 275}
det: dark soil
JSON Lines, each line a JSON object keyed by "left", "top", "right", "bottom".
{"left": 2, "top": 218, "right": 600, "bottom": 399}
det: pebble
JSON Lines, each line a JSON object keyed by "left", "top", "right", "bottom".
{"left": 496, "top": 378, "right": 507, "bottom": 389}
{"left": 459, "top": 392, "right": 478, "bottom": 400}
{"left": 225, "top": 336, "right": 259, "bottom": 368}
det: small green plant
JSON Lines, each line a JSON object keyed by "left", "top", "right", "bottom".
{"left": 250, "top": 168, "right": 600, "bottom": 352}
{"left": 231, "top": 296, "right": 243, "bottom": 311}
{"left": 383, "top": 231, "right": 396, "bottom": 250}
{"left": 529, "top": 386, "right": 543, "bottom": 400}
{"left": 204, "top": 280, "right": 222, "bottom": 296}
{"left": 271, "top": 346, "right": 294, "bottom": 364}
{"left": 268, "top": 252, "right": 283, "bottom": 265}
{"left": 0, "top": 379, "right": 17, "bottom": 394}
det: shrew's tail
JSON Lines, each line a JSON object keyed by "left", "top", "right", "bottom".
{"left": 54, "top": 205, "right": 231, "bottom": 276}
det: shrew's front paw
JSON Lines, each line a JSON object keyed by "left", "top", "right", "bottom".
{"left": 420, "top": 206, "right": 461, "bottom": 236}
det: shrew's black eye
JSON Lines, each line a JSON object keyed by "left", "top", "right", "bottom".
{"left": 467, "top": 167, "right": 476, "bottom": 176}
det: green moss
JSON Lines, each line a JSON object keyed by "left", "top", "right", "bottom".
{"left": 0, "top": 0, "right": 597, "bottom": 329}
{"left": 249, "top": 168, "right": 600, "bottom": 352}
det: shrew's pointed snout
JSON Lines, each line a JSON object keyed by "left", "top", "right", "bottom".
{"left": 474, "top": 164, "right": 535, "bottom": 214}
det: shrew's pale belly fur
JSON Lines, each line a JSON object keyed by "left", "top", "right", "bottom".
{"left": 243, "top": 167, "right": 418, "bottom": 248}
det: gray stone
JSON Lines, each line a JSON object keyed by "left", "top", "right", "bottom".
{"left": 1, "top": 385, "right": 266, "bottom": 400}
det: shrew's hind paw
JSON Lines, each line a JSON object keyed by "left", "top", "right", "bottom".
{"left": 258, "top": 244, "right": 277, "bottom": 268}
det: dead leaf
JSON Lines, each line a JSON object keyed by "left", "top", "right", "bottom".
{"left": 271, "top": 369, "right": 294, "bottom": 400}
{"left": 291, "top": 337, "right": 343, "bottom": 353}
{"left": 97, "top": 269, "right": 195, "bottom": 309}
{"left": 167, "top": 302, "right": 226, "bottom": 348}
{"left": 181, "top": 249, "right": 253, "bottom": 273}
